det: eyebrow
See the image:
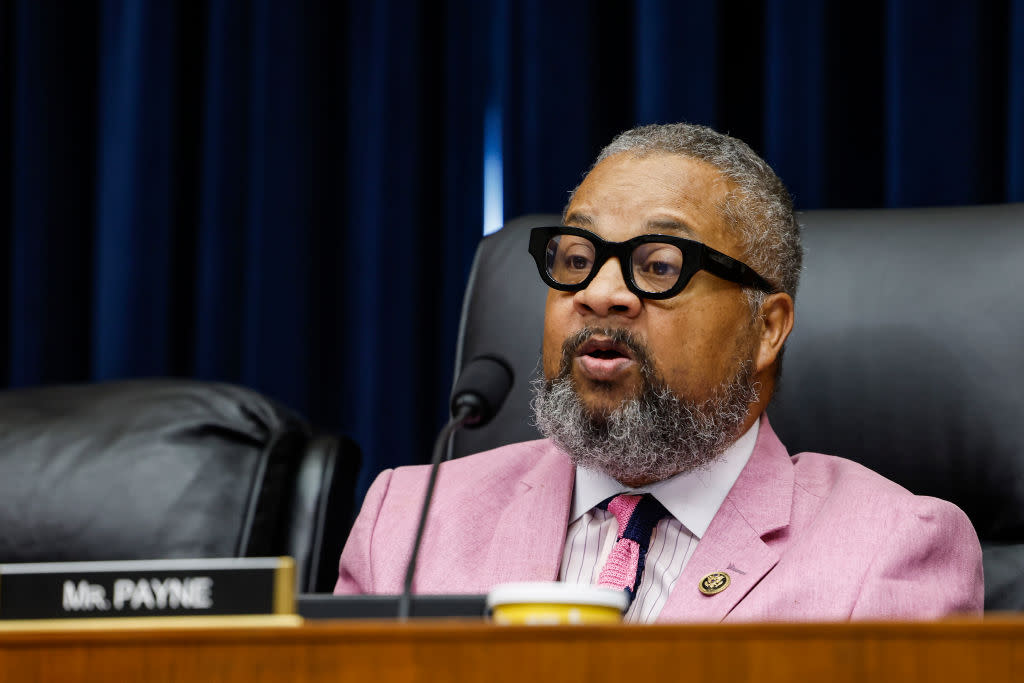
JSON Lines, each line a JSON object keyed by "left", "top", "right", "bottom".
{"left": 644, "top": 218, "right": 697, "bottom": 238}
{"left": 562, "top": 211, "right": 594, "bottom": 228}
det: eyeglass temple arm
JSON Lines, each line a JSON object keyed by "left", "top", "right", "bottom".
{"left": 702, "top": 249, "right": 776, "bottom": 293}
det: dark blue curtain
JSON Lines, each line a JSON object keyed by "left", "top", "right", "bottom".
{"left": 2, "top": 1, "right": 1022, "bottom": 498}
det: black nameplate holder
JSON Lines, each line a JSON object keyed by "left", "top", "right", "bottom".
{"left": 0, "top": 557, "right": 294, "bottom": 620}
{"left": 297, "top": 593, "right": 488, "bottom": 620}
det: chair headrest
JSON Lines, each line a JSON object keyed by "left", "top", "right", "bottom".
{"left": 0, "top": 379, "right": 311, "bottom": 562}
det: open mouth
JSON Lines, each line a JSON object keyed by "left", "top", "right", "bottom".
{"left": 562, "top": 329, "right": 644, "bottom": 382}
{"left": 576, "top": 337, "right": 635, "bottom": 369}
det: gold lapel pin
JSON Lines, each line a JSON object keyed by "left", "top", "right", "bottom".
{"left": 698, "top": 572, "right": 731, "bottom": 595}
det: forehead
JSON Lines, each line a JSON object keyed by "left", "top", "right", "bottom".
{"left": 565, "top": 152, "right": 738, "bottom": 253}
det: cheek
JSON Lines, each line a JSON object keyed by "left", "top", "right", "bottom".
{"left": 541, "top": 294, "right": 570, "bottom": 378}
{"left": 541, "top": 331, "right": 560, "bottom": 378}
{"left": 650, "top": 301, "right": 750, "bottom": 391}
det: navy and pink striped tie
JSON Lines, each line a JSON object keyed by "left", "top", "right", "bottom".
{"left": 596, "top": 493, "right": 670, "bottom": 605}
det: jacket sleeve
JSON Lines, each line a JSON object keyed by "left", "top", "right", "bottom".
{"left": 333, "top": 468, "right": 395, "bottom": 595}
{"left": 849, "top": 495, "right": 984, "bottom": 619}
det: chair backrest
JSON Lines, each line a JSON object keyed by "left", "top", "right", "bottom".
{"left": 451, "top": 205, "right": 1024, "bottom": 610}
{"left": 451, "top": 215, "right": 555, "bottom": 460}
{"left": 0, "top": 379, "right": 360, "bottom": 593}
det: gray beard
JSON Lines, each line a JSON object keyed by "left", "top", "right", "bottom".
{"left": 531, "top": 327, "right": 759, "bottom": 484}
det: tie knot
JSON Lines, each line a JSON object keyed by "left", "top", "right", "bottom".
{"left": 602, "top": 493, "right": 669, "bottom": 543}
{"left": 595, "top": 493, "right": 671, "bottom": 602}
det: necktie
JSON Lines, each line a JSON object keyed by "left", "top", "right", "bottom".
{"left": 596, "top": 493, "right": 670, "bottom": 604}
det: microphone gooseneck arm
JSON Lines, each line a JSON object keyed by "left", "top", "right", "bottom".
{"left": 397, "top": 404, "right": 474, "bottom": 620}
{"left": 397, "top": 355, "right": 513, "bottom": 620}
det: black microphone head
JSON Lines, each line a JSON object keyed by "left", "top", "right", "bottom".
{"left": 450, "top": 355, "right": 514, "bottom": 428}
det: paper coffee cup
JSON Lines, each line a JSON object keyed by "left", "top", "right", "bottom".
{"left": 486, "top": 582, "right": 628, "bottom": 625}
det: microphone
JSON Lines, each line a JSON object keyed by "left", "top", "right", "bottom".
{"left": 397, "top": 355, "right": 513, "bottom": 619}
{"left": 449, "top": 354, "right": 515, "bottom": 430}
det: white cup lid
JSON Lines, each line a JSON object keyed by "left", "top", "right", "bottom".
{"left": 486, "top": 582, "right": 629, "bottom": 611}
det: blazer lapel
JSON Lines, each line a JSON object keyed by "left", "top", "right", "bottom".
{"left": 659, "top": 416, "right": 794, "bottom": 622}
{"left": 480, "top": 442, "right": 575, "bottom": 584}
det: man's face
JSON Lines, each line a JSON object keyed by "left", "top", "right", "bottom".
{"left": 541, "top": 152, "right": 759, "bottom": 420}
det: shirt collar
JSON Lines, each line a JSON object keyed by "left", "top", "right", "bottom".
{"left": 568, "top": 419, "right": 759, "bottom": 539}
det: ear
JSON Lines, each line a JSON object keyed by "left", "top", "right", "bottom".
{"left": 754, "top": 292, "right": 795, "bottom": 374}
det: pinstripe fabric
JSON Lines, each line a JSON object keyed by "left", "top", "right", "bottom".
{"left": 558, "top": 421, "right": 759, "bottom": 623}
{"left": 560, "top": 505, "right": 698, "bottom": 623}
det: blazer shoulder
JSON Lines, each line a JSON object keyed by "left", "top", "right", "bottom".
{"left": 790, "top": 451, "right": 915, "bottom": 499}
{"left": 788, "top": 451, "right": 977, "bottom": 543}
{"left": 777, "top": 452, "right": 982, "bottom": 617}
{"left": 456, "top": 438, "right": 561, "bottom": 470}
{"left": 384, "top": 438, "right": 566, "bottom": 494}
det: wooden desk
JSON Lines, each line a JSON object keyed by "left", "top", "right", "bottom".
{"left": 0, "top": 617, "right": 1022, "bottom": 683}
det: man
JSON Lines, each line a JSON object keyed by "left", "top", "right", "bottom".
{"left": 335, "top": 123, "right": 983, "bottom": 622}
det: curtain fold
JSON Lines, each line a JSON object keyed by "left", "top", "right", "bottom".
{"left": 195, "top": 0, "right": 250, "bottom": 382}
{"left": 634, "top": 1, "right": 718, "bottom": 128}
{"left": 1009, "top": 0, "right": 1024, "bottom": 200}
{"left": 93, "top": 0, "right": 178, "bottom": 378}
{"left": 764, "top": 0, "right": 827, "bottom": 208}
{"left": 238, "top": 0, "right": 313, "bottom": 405}
{"left": 884, "top": 1, "right": 1007, "bottom": 206}
{"left": 10, "top": 2, "right": 96, "bottom": 384}
{"left": 2, "top": 1, "right": 1022, "bottom": 496}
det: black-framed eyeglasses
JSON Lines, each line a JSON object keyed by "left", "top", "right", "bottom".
{"left": 528, "top": 226, "right": 775, "bottom": 300}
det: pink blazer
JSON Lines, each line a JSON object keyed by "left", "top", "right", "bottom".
{"left": 335, "top": 416, "right": 983, "bottom": 621}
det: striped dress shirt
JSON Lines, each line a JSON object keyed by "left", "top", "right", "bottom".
{"left": 558, "top": 421, "right": 758, "bottom": 623}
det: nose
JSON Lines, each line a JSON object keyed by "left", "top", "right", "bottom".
{"left": 573, "top": 258, "right": 642, "bottom": 318}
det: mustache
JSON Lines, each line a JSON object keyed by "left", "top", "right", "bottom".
{"left": 557, "top": 326, "right": 655, "bottom": 379}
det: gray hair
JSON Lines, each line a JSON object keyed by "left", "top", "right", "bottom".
{"left": 573, "top": 123, "right": 803, "bottom": 304}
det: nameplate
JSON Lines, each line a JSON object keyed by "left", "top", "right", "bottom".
{"left": 0, "top": 557, "right": 294, "bottom": 620}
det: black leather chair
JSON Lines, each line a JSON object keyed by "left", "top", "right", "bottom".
{"left": 0, "top": 379, "right": 360, "bottom": 593}
{"left": 451, "top": 205, "right": 1024, "bottom": 611}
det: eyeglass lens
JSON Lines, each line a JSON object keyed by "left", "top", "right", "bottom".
{"left": 544, "top": 235, "right": 684, "bottom": 294}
